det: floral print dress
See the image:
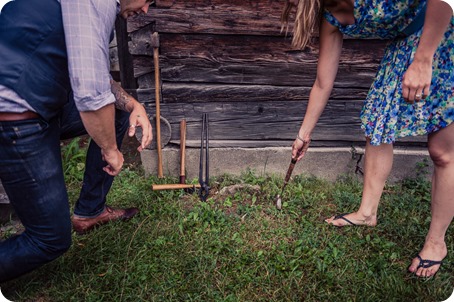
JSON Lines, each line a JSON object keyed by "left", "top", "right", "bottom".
{"left": 324, "top": 0, "right": 454, "bottom": 145}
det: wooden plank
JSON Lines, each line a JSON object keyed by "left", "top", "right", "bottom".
{"left": 130, "top": 85, "right": 425, "bottom": 147}
{"left": 139, "top": 99, "right": 362, "bottom": 142}
{"left": 129, "top": 30, "right": 386, "bottom": 60}
{"left": 139, "top": 100, "right": 426, "bottom": 146}
{"left": 155, "top": 0, "right": 287, "bottom": 10}
{"left": 134, "top": 57, "right": 378, "bottom": 88}
{"left": 137, "top": 100, "right": 426, "bottom": 147}
{"left": 136, "top": 83, "right": 369, "bottom": 104}
{"left": 130, "top": 34, "right": 385, "bottom": 87}
{"left": 128, "top": 1, "right": 287, "bottom": 35}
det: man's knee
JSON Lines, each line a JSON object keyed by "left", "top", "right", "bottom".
{"left": 35, "top": 224, "right": 72, "bottom": 262}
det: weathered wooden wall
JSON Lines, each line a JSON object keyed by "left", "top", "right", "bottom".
{"left": 127, "top": 0, "right": 425, "bottom": 148}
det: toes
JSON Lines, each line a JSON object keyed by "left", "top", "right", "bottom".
{"left": 408, "top": 258, "right": 419, "bottom": 273}
{"left": 418, "top": 267, "right": 432, "bottom": 278}
{"left": 415, "top": 266, "right": 429, "bottom": 277}
{"left": 428, "top": 267, "right": 437, "bottom": 277}
{"left": 424, "top": 266, "right": 438, "bottom": 278}
{"left": 409, "top": 257, "right": 440, "bottom": 278}
{"left": 325, "top": 217, "right": 335, "bottom": 224}
{"left": 416, "top": 267, "right": 424, "bottom": 277}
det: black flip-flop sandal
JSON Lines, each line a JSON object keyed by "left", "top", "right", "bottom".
{"left": 332, "top": 213, "right": 357, "bottom": 226}
{"left": 410, "top": 254, "right": 444, "bottom": 278}
{"left": 415, "top": 254, "right": 443, "bottom": 270}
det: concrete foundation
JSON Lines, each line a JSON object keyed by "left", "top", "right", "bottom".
{"left": 141, "top": 146, "right": 432, "bottom": 182}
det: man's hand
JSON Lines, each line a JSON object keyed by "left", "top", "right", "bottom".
{"left": 111, "top": 80, "right": 153, "bottom": 151}
{"left": 101, "top": 148, "right": 124, "bottom": 176}
{"left": 128, "top": 102, "right": 153, "bottom": 151}
{"left": 80, "top": 104, "right": 124, "bottom": 175}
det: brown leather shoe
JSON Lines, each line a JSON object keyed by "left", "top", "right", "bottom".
{"left": 72, "top": 206, "right": 139, "bottom": 235}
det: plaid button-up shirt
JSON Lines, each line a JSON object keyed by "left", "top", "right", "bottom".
{"left": 61, "top": 0, "right": 120, "bottom": 112}
{"left": 0, "top": 0, "right": 120, "bottom": 113}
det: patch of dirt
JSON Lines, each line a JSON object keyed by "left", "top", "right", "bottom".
{"left": 219, "top": 184, "right": 260, "bottom": 195}
{"left": 0, "top": 219, "right": 24, "bottom": 238}
{"left": 120, "top": 135, "right": 143, "bottom": 167}
{"left": 176, "top": 183, "right": 264, "bottom": 217}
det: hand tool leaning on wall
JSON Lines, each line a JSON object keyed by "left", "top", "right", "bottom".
{"left": 152, "top": 119, "right": 201, "bottom": 191}
{"left": 179, "top": 119, "right": 187, "bottom": 185}
{"left": 151, "top": 31, "right": 163, "bottom": 178}
{"left": 198, "top": 113, "right": 210, "bottom": 201}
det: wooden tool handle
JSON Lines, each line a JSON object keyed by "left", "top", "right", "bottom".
{"left": 180, "top": 119, "right": 186, "bottom": 184}
{"left": 152, "top": 32, "right": 163, "bottom": 178}
{"left": 284, "top": 148, "right": 304, "bottom": 183}
{"left": 152, "top": 184, "right": 201, "bottom": 191}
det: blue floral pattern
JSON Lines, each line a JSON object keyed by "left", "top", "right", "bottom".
{"left": 324, "top": 0, "right": 454, "bottom": 145}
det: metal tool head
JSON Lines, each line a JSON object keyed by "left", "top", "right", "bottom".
{"left": 276, "top": 148, "right": 304, "bottom": 210}
{"left": 198, "top": 183, "right": 210, "bottom": 201}
{"left": 276, "top": 194, "right": 282, "bottom": 210}
{"left": 150, "top": 32, "right": 160, "bottom": 48}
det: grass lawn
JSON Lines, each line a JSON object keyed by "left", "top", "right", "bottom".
{"left": 1, "top": 140, "right": 453, "bottom": 301}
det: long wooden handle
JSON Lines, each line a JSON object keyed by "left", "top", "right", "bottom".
{"left": 180, "top": 119, "right": 187, "bottom": 184}
{"left": 152, "top": 184, "right": 201, "bottom": 191}
{"left": 152, "top": 32, "right": 163, "bottom": 178}
{"left": 284, "top": 148, "right": 304, "bottom": 183}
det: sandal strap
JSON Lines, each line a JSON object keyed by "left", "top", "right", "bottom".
{"left": 333, "top": 213, "right": 357, "bottom": 226}
{"left": 416, "top": 255, "right": 443, "bottom": 269}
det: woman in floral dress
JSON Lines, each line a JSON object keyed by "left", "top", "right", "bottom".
{"left": 282, "top": 0, "right": 453, "bottom": 277}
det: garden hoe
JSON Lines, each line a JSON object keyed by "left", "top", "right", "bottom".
{"left": 275, "top": 148, "right": 304, "bottom": 210}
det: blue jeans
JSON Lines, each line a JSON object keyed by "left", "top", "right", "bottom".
{"left": 59, "top": 100, "right": 130, "bottom": 218}
{"left": 0, "top": 102, "right": 129, "bottom": 282}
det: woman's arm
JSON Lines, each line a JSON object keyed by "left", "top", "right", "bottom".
{"left": 402, "top": 0, "right": 452, "bottom": 102}
{"left": 292, "top": 18, "right": 344, "bottom": 160}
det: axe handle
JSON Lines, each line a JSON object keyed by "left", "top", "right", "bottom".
{"left": 152, "top": 32, "right": 163, "bottom": 178}
{"left": 180, "top": 119, "right": 186, "bottom": 184}
{"left": 152, "top": 184, "right": 201, "bottom": 191}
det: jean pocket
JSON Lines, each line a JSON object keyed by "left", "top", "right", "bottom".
{"left": 10, "top": 118, "right": 50, "bottom": 144}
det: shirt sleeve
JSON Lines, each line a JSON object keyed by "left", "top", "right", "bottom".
{"left": 61, "top": 0, "right": 117, "bottom": 112}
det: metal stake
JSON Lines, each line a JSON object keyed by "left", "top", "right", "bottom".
{"left": 198, "top": 113, "right": 210, "bottom": 201}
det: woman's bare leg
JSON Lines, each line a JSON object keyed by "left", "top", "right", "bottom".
{"left": 408, "top": 123, "right": 454, "bottom": 277}
{"left": 326, "top": 138, "right": 394, "bottom": 226}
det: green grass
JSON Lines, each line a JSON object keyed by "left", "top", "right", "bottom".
{"left": 1, "top": 157, "right": 453, "bottom": 301}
